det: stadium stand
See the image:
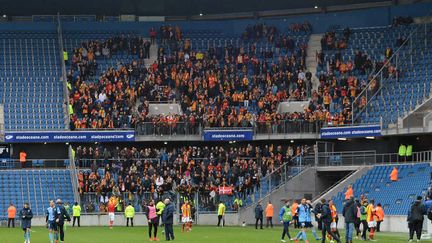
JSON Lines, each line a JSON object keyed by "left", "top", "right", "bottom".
{"left": 0, "top": 31, "right": 66, "bottom": 130}
{"left": 316, "top": 23, "right": 432, "bottom": 127}
{"left": 332, "top": 163, "right": 432, "bottom": 215}
{"left": 0, "top": 169, "right": 75, "bottom": 218}
{"left": 75, "top": 143, "right": 311, "bottom": 212}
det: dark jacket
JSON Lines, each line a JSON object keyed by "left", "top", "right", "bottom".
{"left": 54, "top": 205, "right": 71, "bottom": 225}
{"left": 19, "top": 207, "right": 33, "bottom": 229}
{"left": 408, "top": 200, "right": 426, "bottom": 223}
{"left": 255, "top": 205, "right": 264, "bottom": 219}
{"left": 162, "top": 203, "right": 175, "bottom": 224}
{"left": 343, "top": 198, "right": 358, "bottom": 223}
{"left": 320, "top": 203, "right": 332, "bottom": 224}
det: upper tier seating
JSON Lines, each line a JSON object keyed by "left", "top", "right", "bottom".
{"left": 332, "top": 163, "right": 431, "bottom": 215}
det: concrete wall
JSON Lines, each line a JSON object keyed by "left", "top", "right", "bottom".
{"left": 20, "top": 213, "right": 239, "bottom": 227}
{"left": 337, "top": 214, "right": 431, "bottom": 233}
{"left": 10, "top": 213, "right": 431, "bottom": 233}
{"left": 239, "top": 167, "right": 320, "bottom": 226}
{"left": 313, "top": 166, "right": 372, "bottom": 204}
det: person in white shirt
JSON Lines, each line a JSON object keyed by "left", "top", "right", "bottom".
{"left": 156, "top": 176, "right": 164, "bottom": 188}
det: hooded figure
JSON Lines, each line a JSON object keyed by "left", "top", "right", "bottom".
{"left": 408, "top": 196, "right": 426, "bottom": 241}
{"left": 343, "top": 197, "right": 357, "bottom": 243}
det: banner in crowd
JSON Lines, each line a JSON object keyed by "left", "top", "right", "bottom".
{"left": 4, "top": 130, "right": 136, "bottom": 143}
{"left": 203, "top": 129, "right": 254, "bottom": 141}
{"left": 320, "top": 125, "right": 382, "bottom": 139}
{"left": 218, "top": 186, "right": 233, "bottom": 195}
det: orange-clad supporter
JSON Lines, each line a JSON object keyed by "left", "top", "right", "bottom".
{"left": 345, "top": 185, "right": 354, "bottom": 200}
{"left": 390, "top": 167, "right": 398, "bottom": 181}
{"left": 7, "top": 203, "right": 17, "bottom": 228}
{"left": 375, "top": 203, "right": 385, "bottom": 232}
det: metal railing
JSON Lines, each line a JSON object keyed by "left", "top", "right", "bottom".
{"left": 304, "top": 149, "right": 432, "bottom": 167}
{"left": 75, "top": 158, "right": 161, "bottom": 168}
{"left": 136, "top": 122, "right": 202, "bottom": 136}
{"left": 56, "top": 13, "right": 70, "bottom": 130}
{"left": 254, "top": 120, "right": 322, "bottom": 134}
{"left": 0, "top": 159, "right": 70, "bottom": 170}
{"left": 0, "top": 104, "right": 4, "bottom": 142}
{"left": 352, "top": 23, "right": 431, "bottom": 125}
{"left": 69, "top": 146, "right": 80, "bottom": 205}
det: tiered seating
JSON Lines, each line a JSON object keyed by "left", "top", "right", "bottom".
{"left": 332, "top": 163, "right": 431, "bottom": 215}
{"left": 62, "top": 30, "right": 141, "bottom": 79}
{"left": 76, "top": 144, "right": 310, "bottom": 212}
{"left": 0, "top": 31, "right": 65, "bottom": 130}
{"left": 316, "top": 24, "right": 432, "bottom": 126}
{"left": 0, "top": 169, "right": 74, "bottom": 218}
{"left": 362, "top": 24, "right": 432, "bottom": 125}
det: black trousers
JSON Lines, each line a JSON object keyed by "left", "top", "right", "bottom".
{"left": 266, "top": 217, "right": 273, "bottom": 228}
{"left": 293, "top": 216, "right": 299, "bottom": 228}
{"left": 281, "top": 222, "right": 291, "bottom": 240}
{"left": 217, "top": 215, "right": 225, "bottom": 227}
{"left": 322, "top": 222, "right": 341, "bottom": 243}
{"left": 377, "top": 220, "right": 382, "bottom": 232}
{"left": 354, "top": 218, "right": 361, "bottom": 236}
{"left": 317, "top": 219, "right": 323, "bottom": 231}
{"left": 255, "top": 218, "right": 263, "bottom": 229}
{"left": 409, "top": 220, "right": 423, "bottom": 240}
{"left": 149, "top": 220, "right": 158, "bottom": 238}
{"left": 361, "top": 220, "right": 368, "bottom": 239}
{"left": 57, "top": 223, "right": 65, "bottom": 241}
{"left": 8, "top": 218, "right": 15, "bottom": 228}
{"left": 73, "top": 216, "right": 80, "bottom": 227}
{"left": 126, "top": 217, "right": 134, "bottom": 227}
{"left": 164, "top": 223, "right": 174, "bottom": 240}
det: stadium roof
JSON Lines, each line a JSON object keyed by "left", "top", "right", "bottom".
{"left": 0, "top": 0, "right": 398, "bottom": 17}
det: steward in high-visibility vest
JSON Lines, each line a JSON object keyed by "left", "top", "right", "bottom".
{"left": 398, "top": 144, "right": 406, "bottom": 157}
{"left": 72, "top": 202, "right": 81, "bottom": 227}
{"left": 125, "top": 203, "right": 135, "bottom": 227}
{"left": 406, "top": 145, "right": 413, "bottom": 157}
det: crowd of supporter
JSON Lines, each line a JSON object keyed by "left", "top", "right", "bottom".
{"left": 67, "top": 25, "right": 318, "bottom": 131}
{"left": 312, "top": 26, "right": 403, "bottom": 126}
{"left": 289, "top": 22, "right": 312, "bottom": 33}
{"left": 321, "top": 29, "right": 351, "bottom": 50}
{"left": 392, "top": 16, "right": 414, "bottom": 26}
{"left": 76, "top": 143, "right": 311, "bottom": 211}
{"left": 242, "top": 23, "right": 278, "bottom": 41}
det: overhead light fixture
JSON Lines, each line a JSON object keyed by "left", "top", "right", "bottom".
{"left": 290, "top": 140, "right": 294, "bottom": 143}
{"left": 65, "top": 142, "right": 69, "bottom": 145}
{"left": 366, "top": 136, "right": 375, "bottom": 140}
{"left": 44, "top": 142, "right": 47, "bottom": 145}
{"left": 337, "top": 138, "right": 347, "bottom": 141}
{"left": 164, "top": 141, "right": 168, "bottom": 145}
{"left": 314, "top": 5, "right": 318, "bottom": 9}
{"left": 2, "top": 15, "right": 6, "bottom": 18}
{"left": 199, "top": 13, "right": 203, "bottom": 16}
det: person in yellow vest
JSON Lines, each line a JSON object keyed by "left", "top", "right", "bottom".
{"left": 217, "top": 201, "right": 226, "bottom": 227}
{"left": 125, "top": 203, "right": 135, "bottom": 227}
{"left": 156, "top": 200, "right": 165, "bottom": 226}
{"left": 63, "top": 49, "right": 68, "bottom": 65}
{"left": 68, "top": 103, "right": 74, "bottom": 116}
{"left": 398, "top": 144, "right": 406, "bottom": 161}
{"left": 406, "top": 145, "right": 413, "bottom": 160}
{"left": 72, "top": 202, "right": 81, "bottom": 227}
{"left": 265, "top": 201, "right": 274, "bottom": 228}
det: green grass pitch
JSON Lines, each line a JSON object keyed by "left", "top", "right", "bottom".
{"left": 0, "top": 225, "right": 429, "bottom": 243}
